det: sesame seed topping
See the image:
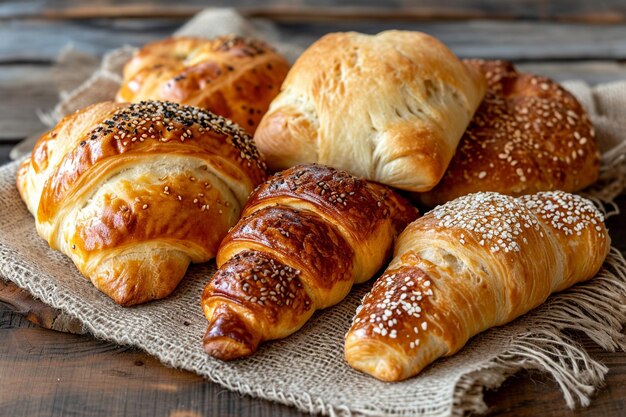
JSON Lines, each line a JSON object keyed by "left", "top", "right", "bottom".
{"left": 83, "top": 101, "right": 267, "bottom": 173}
{"left": 425, "top": 60, "right": 597, "bottom": 202}
{"left": 521, "top": 191, "right": 605, "bottom": 238}
{"left": 433, "top": 192, "right": 539, "bottom": 254}
{"left": 351, "top": 267, "right": 434, "bottom": 349}
{"left": 350, "top": 189, "right": 606, "bottom": 350}
{"left": 214, "top": 251, "right": 310, "bottom": 310}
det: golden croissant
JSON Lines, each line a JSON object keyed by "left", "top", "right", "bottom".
{"left": 17, "top": 100, "right": 267, "bottom": 306}
{"left": 345, "top": 191, "right": 609, "bottom": 381}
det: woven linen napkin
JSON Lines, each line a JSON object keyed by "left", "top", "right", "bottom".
{"left": 2, "top": 8, "right": 626, "bottom": 417}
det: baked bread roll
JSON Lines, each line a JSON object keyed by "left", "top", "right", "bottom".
{"left": 418, "top": 60, "right": 600, "bottom": 206}
{"left": 116, "top": 35, "right": 290, "bottom": 134}
{"left": 253, "top": 30, "right": 486, "bottom": 191}
{"left": 16, "top": 100, "right": 267, "bottom": 306}
{"left": 345, "top": 191, "right": 609, "bottom": 381}
{"left": 201, "top": 164, "right": 418, "bottom": 360}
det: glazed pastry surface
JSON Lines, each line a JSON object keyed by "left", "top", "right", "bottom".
{"left": 17, "top": 100, "right": 267, "bottom": 305}
{"left": 201, "top": 164, "right": 419, "bottom": 360}
{"left": 345, "top": 191, "right": 609, "bottom": 381}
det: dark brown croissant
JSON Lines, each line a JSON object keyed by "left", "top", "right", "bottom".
{"left": 201, "top": 164, "right": 419, "bottom": 360}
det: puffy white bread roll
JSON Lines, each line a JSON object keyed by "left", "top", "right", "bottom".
{"left": 254, "top": 30, "right": 486, "bottom": 192}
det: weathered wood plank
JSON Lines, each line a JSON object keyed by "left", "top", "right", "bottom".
{"left": 0, "top": 19, "right": 178, "bottom": 63}
{"left": 4, "top": 19, "right": 626, "bottom": 64}
{"left": 517, "top": 61, "right": 626, "bottom": 85}
{"left": 0, "top": 280, "right": 84, "bottom": 334}
{"left": 0, "top": 303, "right": 38, "bottom": 329}
{"left": 0, "top": 325, "right": 304, "bottom": 417}
{"left": 0, "top": 65, "right": 57, "bottom": 140}
{"left": 1, "top": 0, "right": 626, "bottom": 23}
{"left": 272, "top": 20, "right": 626, "bottom": 61}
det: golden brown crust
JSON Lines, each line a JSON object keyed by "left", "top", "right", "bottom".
{"left": 367, "top": 182, "right": 422, "bottom": 235}
{"left": 218, "top": 206, "right": 354, "bottom": 305}
{"left": 254, "top": 30, "right": 486, "bottom": 191}
{"left": 418, "top": 60, "right": 600, "bottom": 206}
{"left": 71, "top": 170, "right": 233, "bottom": 259}
{"left": 203, "top": 250, "right": 314, "bottom": 360}
{"left": 202, "top": 164, "right": 419, "bottom": 360}
{"left": 244, "top": 164, "right": 393, "bottom": 242}
{"left": 37, "top": 101, "right": 265, "bottom": 224}
{"left": 344, "top": 266, "right": 438, "bottom": 382}
{"left": 345, "top": 191, "right": 610, "bottom": 381}
{"left": 16, "top": 100, "right": 267, "bottom": 306}
{"left": 117, "top": 35, "right": 290, "bottom": 134}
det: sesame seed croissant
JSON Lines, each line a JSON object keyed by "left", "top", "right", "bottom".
{"left": 345, "top": 191, "right": 610, "bottom": 381}
{"left": 16, "top": 100, "right": 267, "bottom": 306}
{"left": 201, "top": 164, "right": 419, "bottom": 360}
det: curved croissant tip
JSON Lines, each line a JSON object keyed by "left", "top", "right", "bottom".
{"left": 203, "top": 305, "right": 260, "bottom": 361}
{"left": 345, "top": 337, "right": 407, "bottom": 382}
{"left": 203, "top": 332, "right": 255, "bottom": 361}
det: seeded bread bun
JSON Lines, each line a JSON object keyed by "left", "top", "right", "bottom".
{"left": 116, "top": 35, "right": 290, "bottom": 134}
{"left": 417, "top": 60, "right": 600, "bottom": 207}
{"left": 17, "top": 100, "right": 267, "bottom": 306}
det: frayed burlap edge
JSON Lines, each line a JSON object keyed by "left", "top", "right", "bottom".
{"left": 582, "top": 142, "right": 626, "bottom": 218}
{"left": 453, "top": 247, "right": 626, "bottom": 416}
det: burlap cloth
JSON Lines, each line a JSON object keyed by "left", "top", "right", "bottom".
{"left": 3, "top": 9, "right": 626, "bottom": 417}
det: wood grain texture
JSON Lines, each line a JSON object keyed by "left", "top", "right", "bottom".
{"left": 4, "top": 19, "right": 626, "bottom": 63}
{"left": 0, "top": 65, "right": 57, "bottom": 140}
{"left": 0, "top": 308, "right": 624, "bottom": 417}
{"left": 271, "top": 20, "right": 626, "bottom": 61}
{"left": 0, "top": 19, "right": 178, "bottom": 63}
{"left": 0, "top": 322, "right": 304, "bottom": 417}
{"left": 1, "top": 0, "right": 626, "bottom": 23}
{"left": 0, "top": 280, "right": 84, "bottom": 334}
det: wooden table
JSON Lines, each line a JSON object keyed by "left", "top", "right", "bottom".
{"left": 1, "top": 2, "right": 625, "bottom": 416}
